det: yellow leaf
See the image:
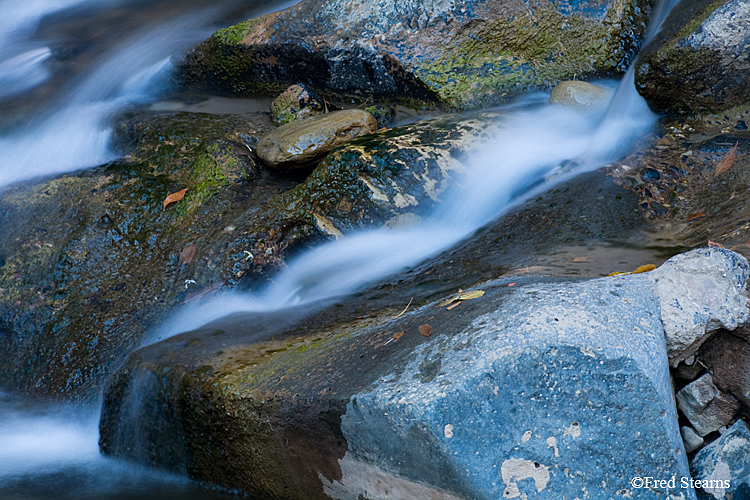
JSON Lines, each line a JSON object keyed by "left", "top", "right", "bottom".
{"left": 163, "top": 188, "right": 189, "bottom": 210}
{"left": 456, "top": 290, "right": 485, "bottom": 301}
{"left": 715, "top": 141, "right": 738, "bottom": 176}
{"left": 630, "top": 264, "right": 656, "bottom": 274}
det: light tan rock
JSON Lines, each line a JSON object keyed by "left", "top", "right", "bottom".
{"left": 257, "top": 109, "right": 377, "bottom": 169}
{"left": 549, "top": 81, "right": 609, "bottom": 108}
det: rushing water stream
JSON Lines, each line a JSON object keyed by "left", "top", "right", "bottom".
{"left": 0, "top": 0, "right": 681, "bottom": 498}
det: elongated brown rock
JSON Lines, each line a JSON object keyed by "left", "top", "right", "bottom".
{"left": 257, "top": 109, "right": 377, "bottom": 170}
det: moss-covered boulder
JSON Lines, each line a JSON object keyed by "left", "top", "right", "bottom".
{"left": 176, "top": 0, "right": 653, "bottom": 109}
{"left": 0, "top": 112, "right": 271, "bottom": 399}
{"left": 635, "top": 0, "right": 750, "bottom": 114}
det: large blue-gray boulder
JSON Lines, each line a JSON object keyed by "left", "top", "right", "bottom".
{"left": 100, "top": 249, "right": 750, "bottom": 499}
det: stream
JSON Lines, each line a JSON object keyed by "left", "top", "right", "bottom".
{"left": 0, "top": 0, "right": 680, "bottom": 498}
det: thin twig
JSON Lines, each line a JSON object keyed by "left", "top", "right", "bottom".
{"left": 395, "top": 297, "right": 413, "bottom": 318}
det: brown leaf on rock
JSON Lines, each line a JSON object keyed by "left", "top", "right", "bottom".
{"left": 572, "top": 256, "right": 596, "bottom": 263}
{"left": 687, "top": 212, "right": 706, "bottom": 222}
{"left": 180, "top": 242, "right": 196, "bottom": 266}
{"left": 393, "top": 330, "right": 406, "bottom": 340}
{"left": 715, "top": 141, "right": 738, "bottom": 176}
{"left": 418, "top": 324, "right": 433, "bottom": 337}
{"left": 708, "top": 240, "right": 726, "bottom": 249}
{"left": 163, "top": 188, "right": 189, "bottom": 210}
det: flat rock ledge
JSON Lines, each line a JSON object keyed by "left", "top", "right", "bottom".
{"left": 100, "top": 248, "right": 749, "bottom": 500}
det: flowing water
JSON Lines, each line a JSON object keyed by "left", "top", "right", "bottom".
{"left": 0, "top": 0, "right": 680, "bottom": 498}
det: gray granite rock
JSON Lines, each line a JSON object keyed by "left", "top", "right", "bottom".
{"left": 654, "top": 247, "right": 750, "bottom": 366}
{"left": 691, "top": 419, "right": 750, "bottom": 499}
{"left": 676, "top": 373, "right": 740, "bottom": 437}
{"left": 682, "top": 426, "right": 705, "bottom": 454}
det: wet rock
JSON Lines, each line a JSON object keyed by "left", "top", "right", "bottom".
{"left": 98, "top": 249, "right": 750, "bottom": 499}
{"left": 691, "top": 419, "right": 750, "bottom": 500}
{"left": 635, "top": 0, "right": 750, "bottom": 114}
{"left": 222, "top": 112, "right": 503, "bottom": 284}
{"left": 654, "top": 247, "right": 749, "bottom": 366}
{"left": 256, "top": 109, "right": 377, "bottom": 169}
{"left": 700, "top": 331, "right": 750, "bottom": 408}
{"left": 676, "top": 373, "right": 740, "bottom": 437}
{"left": 176, "top": 0, "right": 652, "bottom": 109}
{"left": 549, "top": 81, "right": 610, "bottom": 108}
{"left": 364, "top": 104, "right": 393, "bottom": 129}
{"left": 270, "top": 83, "right": 325, "bottom": 125}
{"left": 0, "top": 111, "right": 503, "bottom": 399}
{"left": 681, "top": 426, "right": 704, "bottom": 453}
{"left": 0, "top": 112, "right": 271, "bottom": 399}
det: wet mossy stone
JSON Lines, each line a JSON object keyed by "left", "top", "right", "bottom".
{"left": 270, "top": 83, "right": 325, "bottom": 125}
{"left": 256, "top": 109, "right": 377, "bottom": 169}
{"left": 635, "top": 0, "right": 750, "bottom": 114}
{"left": 175, "top": 0, "right": 653, "bottom": 110}
{"left": 0, "top": 112, "right": 268, "bottom": 400}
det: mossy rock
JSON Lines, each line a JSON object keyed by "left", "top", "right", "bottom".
{"left": 175, "top": 0, "right": 653, "bottom": 110}
{"left": 0, "top": 112, "right": 269, "bottom": 399}
{"left": 635, "top": 0, "right": 750, "bottom": 115}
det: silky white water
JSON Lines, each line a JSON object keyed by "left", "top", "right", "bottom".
{"left": 0, "top": 0, "right": 679, "bottom": 498}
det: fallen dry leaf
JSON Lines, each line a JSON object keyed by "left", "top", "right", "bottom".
{"left": 572, "top": 256, "right": 596, "bottom": 263}
{"left": 715, "top": 141, "right": 738, "bottom": 176}
{"left": 418, "top": 324, "right": 433, "bottom": 337}
{"left": 163, "top": 188, "right": 189, "bottom": 210}
{"left": 447, "top": 302, "right": 461, "bottom": 310}
{"left": 631, "top": 264, "right": 656, "bottom": 274}
{"left": 687, "top": 212, "right": 706, "bottom": 222}
{"left": 456, "top": 290, "right": 485, "bottom": 301}
{"left": 708, "top": 240, "right": 726, "bottom": 248}
{"left": 392, "top": 330, "right": 406, "bottom": 340}
{"left": 503, "top": 266, "right": 551, "bottom": 276}
{"left": 508, "top": 282, "right": 517, "bottom": 287}
{"left": 180, "top": 242, "right": 196, "bottom": 266}
{"left": 608, "top": 263, "right": 656, "bottom": 277}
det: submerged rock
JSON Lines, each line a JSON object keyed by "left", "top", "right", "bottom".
{"left": 176, "top": 0, "right": 652, "bottom": 109}
{"left": 99, "top": 248, "right": 750, "bottom": 499}
{"left": 256, "top": 109, "right": 377, "bottom": 169}
{"left": 635, "top": 0, "right": 750, "bottom": 114}
{"left": 549, "top": 81, "right": 610, "bottom": 108}
{"left": 270, "top": 83, "right": 325, "bottom": 125}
